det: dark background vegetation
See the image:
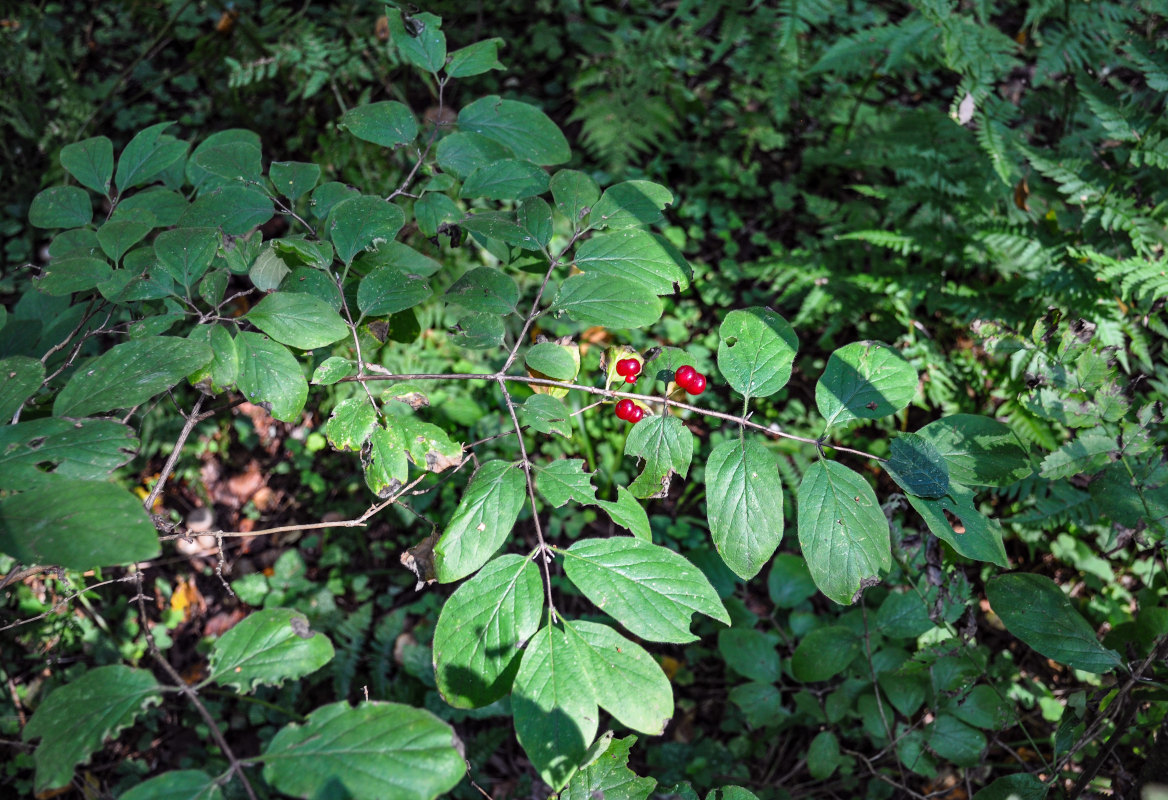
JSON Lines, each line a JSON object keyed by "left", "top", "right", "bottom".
{"left": 2, "top": 1, "right": 1167, "bottom": 798}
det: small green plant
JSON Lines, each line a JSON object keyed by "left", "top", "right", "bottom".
{"left": 3, "top": 3, "right": 1166, "bottom": 799}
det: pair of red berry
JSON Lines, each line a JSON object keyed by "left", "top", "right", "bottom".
{"left": 614, "top": 358, "right": 642, "bottom": 384}
{"left": 674, "top": 365, "right": 707, "bottom": 395}
{"left": 615, "top": 398, "right": 644, "bottom": 423}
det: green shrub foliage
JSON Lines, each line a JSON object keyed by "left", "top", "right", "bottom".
{"left": 2, "top": 2, "right": 1166, "bottom": 799}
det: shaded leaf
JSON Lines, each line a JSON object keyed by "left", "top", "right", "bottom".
{"left": 459, "top": 95, "right": 571, "bottom": 166}
{"left": 234, "top": 332, "right": 309, "bottom": 422}
{"left": 434, "top": 460, "right": 526, "bottom": 582}
{"left": 717, "top": 307, "right": 799, "bottom": 400}
{"left": 816, "top": 341, "right": 917, "bottom": 429}
{"left": 559, "top": 537, "right": 729, "bottom": 643}
{"left": 60, "top": 136, "right": 114, "bottom": 196}
{"left": 340, "top": 101, "right": 419, "bottom": 148}
{"left": 705, "top": 439, "right": 784, "bottom": 580}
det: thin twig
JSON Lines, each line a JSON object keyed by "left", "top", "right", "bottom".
{"left": 0, "top": 576, "right": 133, "bottom": 633}
{"left": 497, "top": 377, "right": 558, "bottom": 619}
{"left": 347, "top": 371, "right": 885, "bottom": 461}
{"left": 143, "top": 395, "right": 207, "bottom": 513}
{"left": 131, "top": 573, "right": 258, "bottom": 800}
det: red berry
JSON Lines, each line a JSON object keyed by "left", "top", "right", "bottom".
{"left": 675, "top": 365, "right": 697, "bottom": 389}
{"left": 627, "top": 405, "right": 644, "bottom": 423}
{"left": 685, "top": 372, "right": 706, "bottom": 395}
{"left": 615, "top": 358, "right": 641, "bottom": 378}
{"left": 615, "top": 399, "right": 635, "bottom": 420}
{"left": 625, "top": 374, "right": 637, "bottom": 384}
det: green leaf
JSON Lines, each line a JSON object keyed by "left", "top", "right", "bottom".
{"left": 816, "top": 341, "right": 918, "bottom": 429}
{"left": 120, "top": 770, "right": 223, "bottom": 800}
{"left": 249, "top": 246, "right": 291, "bottom": 291}
{"left": 328, "top": 195, "right": 406, "bottom": 265}
{"left": 115, "top": 121, "right": 188, "bottom": 192}
{"left": 0, "top": 356, "right": 41, "bottom": 419}
{"left": 885, "top": 433, "right": 950, "bottom": 498}
{"left": 358, "top": 266, "right": 433, "bottom": 317}
{"left": 1040, "top": 427, "right": 1116, "bottom": 479}
{"left": 0, "top": 479, "right": 160, "bottom": 568}
{"left": 434, "top": 460, "right": 526, "bottom": 582}
{"left": 986, "top": 573, "right": 1121, "bottom": 673}
{"left": 191, "top": 140, "right": 262, "bottom": 184}
{"left": 433, "top": 554, "right": 543, "bottom": 708}
{"left": 807, "top": 731, "right": 841, "bottom": 780}
{"left": 34, "top": 256, "right": 111, "bottom": 296}
{"left": 878, "top": 667, "right": 929, "bottom": 717}
{"left": 905, "top": 484, "right": 1009, "bottom": 566}
{"left": 312, "top": 357, "right": 357, "bottom": 386}
{"left": 29, "top": 186, "right": 92, "bottom": 229}
{"left": 22, "top": 666, "right": 161, "bottom": 794}
{"left": 559, "top": 735, "right": 656, "bottom": 800}
{"left": 915, "top": 414, "right": 1031, "bottom": 487}
{"left": 705, "top": 439, "right": 785, "bottom": 580}
{"left": 245, "top": 292, "right": 350, "bottom": 350}
{"left": 728, "top": 682, "right": 787, "bottom": 729}
{"left": 154, "top": 227, "right": 219, "bottom": 289}
{"left": 553, "top": 274, "right": 665, "bottom": 329}
{"left": 928, "top": 715, "right": 985, "bottom": 767}
{"left": 398, "top": 416, "right": 464, "bottom": 472}
{"left": 459, "top": 95, "right": 571, "bottom": 166}
{"left": 54, "top": 336, "right": 212, "bottom": 418}
{"left": 535, "top": 459, "right": 597, "bottom": 507}
{"left": 274, "top": 237, "right": 334, "bottom": 269}
{"left": 513, "top": 623, "right": 598, "bottom": 791}
{"left": 875, "top": 591, "right": 935, "bottom": 639}
{"left": 446, "top": 267, "right": 519, "bottom": 314}
{"left": 325, "top": 397, "right": 379, "bottom": 452}
{"left": 519, "top": 197, "right": 554, "bottom": 248}
{"left": 716, "top": 307, "right": 799, "bottom": 400}
{"left": 387, "top": 9, "right": 446, "bottom": 73}
{"left": 234, "top": 332, "right": 309, "bottom": 422}
{"left": 96, "top": 220, "right": 151, "bottom": 264}
{"left": 461, "top": 159, "right": 549, "bottom": 200}
{"left": 0, "top": 418, "right": 138, "bottom": 490}
{"left": 186, "top": 129, "right": 260, "bottom": 190}
{"left": 435, "top": 132, "right": 515, "bottom": 180}
{"left": 767, "top": 554, "right": 818, "bottom": 609}
{"left": 565, "top": 619, "right": 673, "bottom": 734}
{"left": 111, "top": 187, "right": 188, "bottom": 227}
{"left": 573, "top": 230, "right": 691, "bottom": 294}
{"left": 791, "top": 626, "right": 861, "bottom": 681}
{"left": 180, "top": 185, "right": 274, "bottom": 236}
{"left": 209, "top": 608, "right": 335, "bottom": 691}
{"left": 60, "top": 136, "right": 114, "bottom": 196}
{"left": 551, "top": 170, "right": 601, "bottom": 228}
{"left": 952, "top": 685, "right": 1011, "bottom": 730}
{"left": 971, "top": 774, "right": 1048, "bottom": 800}
{"left": 595, "top": 486, "right": 651, "bottom": 541}
{"left": 459, "top": 211, "right": 541, "bottom": 249}
{"left": 363, "top": 423, "right": 409, "bottom": 498}
{"left": 270, "top": 160, "right": 321, "bottom": 201}
{"left": 624, "top": 414, "right": 693, "bottom": 499}
{"left": 309, "top": 181, "right": 359, "bottom": 219}
{"left": 339, "top": 101, "right": 419, "bottom": 148}
{"left": 450, "top": 311, "right": 506, "bottom": 349}
{"left": 718, "top": 628, "right": 781, "bottom": 683}
{"left": 588, "top": 180, "right": 673, "bottom": 230}
{"left": 445, "top": 38, "right": 506, "bottom": 77}
{"left": 262, "top": 701, "right": 464, "bottom": 800}
{"left": 48, "top": 228, "right": 100, "bottom": 260}
{"left": 525, "top": 341, "right": 579, "bottom": 381}
{"left": 518, "top": 394, "right": 572, "bottom": 438}
{"left": 796, "top": 460, "right": 891, "bottom": 605}
{"left": 187, "top": 325, "right": 239, "bottom": 395}
{"left": 356, "top": 241, "right": 442, "bottom": 277}
{"left": 559, "top": 537, "right": 729, "bottom": 643}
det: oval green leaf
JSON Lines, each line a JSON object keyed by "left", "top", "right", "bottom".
{"left": 209, "top": 608, "right": 335, "bottom": 692}
{"left": 458, "top": 95, "right": 571, "bottom": 166}
{"left": 328, "top": 195, "right": 406, "bottom": 265}
{"left": 433, "top": 554, "right": 543, "bottom": 708}
{"left": 816, "top": 341, "right": 917, "bottom": 429}
{"left": 235, "top": 332, "right": 309, "bottom": 422}
{"left": 559, "top": 537, "right": 729, "bottom": 643}
{"left": 433, "top": 460, "right": 527, "bottom": 582}
{"left": 54, "top": 336, "right": 213, "bottom": 418}
{"left": 986, "top": 573, "right": 1121, "bottom": 673}
{"left": 339, "top": 101, "right": 419, "bottom": 148}
{"left": 796, "top": 460, "right": 891, "bottom": 605}
{"left": 705, "top": 439, "right": 784, "bottom": 580}
{"left": 717, "top": 307, "right": 799, "bottom": 400}
{"left": 885, "top": 432, "right": 950, "bottom": 498}
{"left": 245, "top": 291, "right": 350, "bottom": 350}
